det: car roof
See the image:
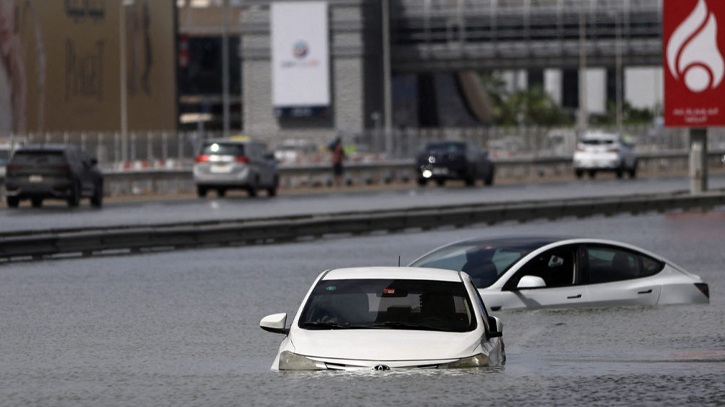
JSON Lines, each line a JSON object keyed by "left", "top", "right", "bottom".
{"left": 323, "top": 267, "right": 463, "bottom": 282}
{"left": 445, "top": 235, "right": 572, "bottom": 249}
{"left": 579, "top": 132, "right": 620, "bottom": 140}
{"left": 15, "top": 144, "right": 74, "bottom": 153}
{"left": 203, "top": 138, "right": 249, "bottom": 145}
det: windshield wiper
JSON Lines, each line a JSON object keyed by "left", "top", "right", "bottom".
{"left": 300, "top": 321, "right": 372, "bottom": 330}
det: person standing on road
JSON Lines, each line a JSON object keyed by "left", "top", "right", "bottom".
{"left": 330, "top": 136, "right": 346, "bottom": 187}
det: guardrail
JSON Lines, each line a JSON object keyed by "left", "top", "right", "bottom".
{"left": 99, "top": 150, "right": 725, "bottom": 196}
{"left": 2, "top": 191, "right": 724, "bottom": 262}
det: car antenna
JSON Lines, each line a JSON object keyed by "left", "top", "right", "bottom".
{"left": 398, "top": 256, "right": 401, "bottom": 267}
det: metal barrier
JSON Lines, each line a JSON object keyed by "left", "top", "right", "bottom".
{"left": 99, "top": 150, "right": 725, "bottom": 196}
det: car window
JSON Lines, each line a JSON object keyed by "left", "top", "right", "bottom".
{"left": 581, "top": 245, "right": 664, "bottom": 284}
{"left": 425, "top": 143, "right": 465, "bottom": 154}
{"left": 505, "top": 246, "right": 576, "bottom": 289}
{"left": 10, "top": 151, "right": 67, "bottom": 165}
{"left": 0, "top": 149, "right": 10, "bottom": 164}
{"left": 200, "top": 142, "right": 244, "bottom": 156}
{"left": 298, "top": 279, "right": 477, "bottom": 332}
{"left": 580, "top": 138, "right": 615, "bottom": 146}
{"left": 410, "top": 245, "right": 530, "bottom": 288}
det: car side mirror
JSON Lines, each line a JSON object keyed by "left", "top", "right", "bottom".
{"left": 516, "top": 275, "right": 546, "bottom": 289}
{"left": 90, "top": 158, "right": 98, "bottom": 166}
{"left": 260, "top": 313, "right": 289, "bottom": 335}
{"left": 487, "top": 315, "right": 503, "bottom": 338}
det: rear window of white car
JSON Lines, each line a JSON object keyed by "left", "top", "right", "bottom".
{"left": 580, "top": 139, "right": 616, "bottom": 145}
{"left": 200, "top": 143, "right": 245, "bottom": 156}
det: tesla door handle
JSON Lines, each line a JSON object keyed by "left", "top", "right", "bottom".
{"left": 638, "top": 289, "right": 653, "bottom": 294}
{"left": 567, "top": 294, "right": 582, "bottom": 299}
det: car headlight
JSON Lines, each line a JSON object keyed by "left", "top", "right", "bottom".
{"left": 422, "top": 169, "right": 432, "bottom": 178}
{"left": 438, "top": 354, "right": 490, "bottom": 369}
{"left": 278, "top": 351, "right": 328, "bottom": 371}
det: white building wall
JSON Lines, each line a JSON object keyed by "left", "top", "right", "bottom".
{"left": 625, "top": 67, "right": 663, "bottom": 111}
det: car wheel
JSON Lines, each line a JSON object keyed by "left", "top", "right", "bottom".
{"left": 6, "top": 196, "right": 19, "bottom": 208}
{"left": 267, "top": 176, "right": 279, "bottom": 197}
{"left": 217, "top": 188, "right": 227, "bottom": 198}
{"left": 31, "top": 197, "right": 43, "bottom": 208}
{"left": 616, "top": 167, "right": 624, "bottom": 179}
{"left": 464, "top": 176, "right": 475, "bottom": 187}
{"left": 588, "top": 170, "right": 596, "bottom": 179}
{"left": 575, "top": 169, "right": 584, "bottom": 179}
{"left": 436, "top": 179, "right": 445, "bottom": 187}
{"left": 417, "top": 178, "right": 427, "bottom": 187}
{"left": 247, "top": 178, "right": 259, "bottom": 198}
{"left": 67, "top": 181, "right": 80, "bottom": 207}
{"left": 629, "top": 161, "right": 638, "bottom": 178}
{"left": 91, "top": 181, "right": 103, "bottom": 208}
{"left": 197, "top": 186, "right": 208, "bottom": 198}
{"left": 484, "top": 168, "right": 495, "bottom": 186}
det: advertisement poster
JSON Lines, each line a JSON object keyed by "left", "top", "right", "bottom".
{"left": 0, "top": 0, "right": 176, "bottom": 134}
{"left": 270, "top": 1, "right": 330, "bottom": 118}
{"left": 664, "top": 0, "right": 725, "bottom": 127}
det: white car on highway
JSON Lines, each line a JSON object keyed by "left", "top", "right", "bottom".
{"left": 573, "top": 131, "right": 637, "bottom": 179}
{"left": 260, "top": 267, "right": 505, "bottom": 371}
{"left": 409, "top": 236, "right": 710, "bottom": 311}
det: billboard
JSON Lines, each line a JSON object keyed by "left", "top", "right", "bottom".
{"left": 0, "top": 0, "right": 176, "bottom": 134}
{"left": 270, "top": 1, "right": 330, "bottom": 118}
{"left": 664, "top": 0, "right": 725, "bottom": 127}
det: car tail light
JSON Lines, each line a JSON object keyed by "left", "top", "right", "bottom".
{"left": 5, "top": 165, "right": 19, "bottom": 174}
{"left": 575, "top": 144, "right": 585, "bottom": 152}
{"left": 607, "top": 146, "right": 620, "bottom": 152}
{"left": 694, "top": 283, "right": 709, "bottom": 299}
{"left": 53, "top": 165, "right": 71, "bottom": 172}
{"left": 195, "top": 155, "right": 209, "bottom": 163}
{"left": 235, "top": 156, "right": 249, "bottom": 163}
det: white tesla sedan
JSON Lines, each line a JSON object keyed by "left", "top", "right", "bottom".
{"left": 409, "top": 237, "right": 710, "bottom": 311}
{"left": 259, "top": 267, "right": 505, "bottom": 371}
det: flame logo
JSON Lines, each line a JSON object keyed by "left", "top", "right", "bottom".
{"left": 666, "top": 0, "right": 725, "bottom": 93}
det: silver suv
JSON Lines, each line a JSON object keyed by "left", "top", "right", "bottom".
{"left": 193, "top": 138, "right": 279, "bottom": 198}
{"left": 573, "top": 132, "right": 637, "bottom": 179}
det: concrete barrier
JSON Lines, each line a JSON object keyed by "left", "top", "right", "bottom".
{"left": 1, "top": 191, "right": 724, "bottom": 262}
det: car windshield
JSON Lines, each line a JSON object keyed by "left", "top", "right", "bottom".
{"left": 11, "top": 151, "right": 67, "bottom": 165}
{"left": 200, "top": 143, "right": 244, "bottom": 156}
{"left": 409, "top": 242, "right": 543, "bottom": 288}
{"left": 425, "top": 142, "right": 465, "bottom": 154}
{"left": 298, "top": 279, "right": 476, "bottom": 332}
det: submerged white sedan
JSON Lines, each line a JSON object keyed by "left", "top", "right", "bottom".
{"left": 260, "top": 267, "right": 505, "bottom": 371}
{"left": 409, "top": 237, "right": 710, "bottom": 311}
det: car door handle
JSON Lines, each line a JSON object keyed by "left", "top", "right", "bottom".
{"left": 638, "top": 289, "right": 653, "bottom": 294}
{"left": 567, "top": 294, "right": 582, "bottom": 299}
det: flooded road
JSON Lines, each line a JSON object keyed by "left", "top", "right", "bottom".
{"left": 1, "top": 211, "right": 724, "bottom": 406}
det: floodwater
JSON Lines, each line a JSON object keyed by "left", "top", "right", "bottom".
{"left": 1, "top": 211, "right": 724, "bottom": 406}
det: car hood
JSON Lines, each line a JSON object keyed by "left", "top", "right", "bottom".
{"left": 289, "top": 328, "right": 482, "bottom": 362}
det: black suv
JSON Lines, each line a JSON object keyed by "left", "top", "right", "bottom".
{"left": 4, "top": 144, "right": 104, "bottom": 208}
{"left": 417, "top": 141, "right": 495, "bottom": 187}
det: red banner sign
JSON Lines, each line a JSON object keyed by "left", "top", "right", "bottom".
{"left": 664, "top": 0, "right": 725, "bottom": 127}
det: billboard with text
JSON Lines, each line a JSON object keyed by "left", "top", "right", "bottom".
{"left": 0, "top": 0, "right": 176, "bottom": 134}
{"left": 664, "top": 0, "right": 725, "bottom": 127}
{"left": 270, "top": 2, "right": 330, "bottom": 118}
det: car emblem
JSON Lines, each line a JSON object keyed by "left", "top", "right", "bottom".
{"left": 372, "top": 364, "right": 391, "bottom": 371}
{"left": 428, "top": 156, "right": 436, "bottom": 164}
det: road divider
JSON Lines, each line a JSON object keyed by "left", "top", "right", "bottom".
{"left": 1, "top": 191, "right": 724, "bottom": 262}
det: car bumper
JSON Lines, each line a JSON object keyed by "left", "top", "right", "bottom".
{"left": 573, "top": 158, "right": 622, "bottom": 170}
{"left": 4, "top": 180, "right": 75, "bottom": 199}
{"left": 418, "top": 165, "right": 468, "bottom": 180}
{"left": 193, "top": 166, "right": 253, "bottom": 186}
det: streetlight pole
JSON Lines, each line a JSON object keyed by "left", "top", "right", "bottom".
{"left": 222, "top": 0, "right": 231, "bottom": 138}
{"left": 382, "top": 0, "right": 393, "bottom": 157}
{"left": 615, "top": 10, "right": 623, "bottom": 134}
{"left": 120, "top": 0, "right": 134, "bottom": 162}
{"left": 578, "top": 0, "right": 588, "bottom": 134}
